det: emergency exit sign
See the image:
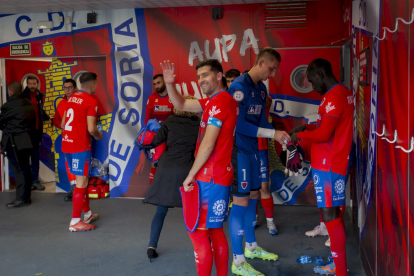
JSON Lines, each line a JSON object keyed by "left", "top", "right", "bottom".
{"left": 10, "top": 43, "right": 31, "bottom": 56}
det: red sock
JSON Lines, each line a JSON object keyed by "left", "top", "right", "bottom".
{"left": 83, "top": 188, "right": 91, "bottom": 213}
{"left": 208, "top": 228, "right": 228, "bottom": 276}
{"left": 72, "top": 187, "right": 86, "bottom": 219}
{"left": 325, "top": 217, "right": 348, "bottom": 276}
{"left": 188, "top": 229, "right": 213, "bottom": 276}
{"left": 149, "top": 168, "right": 157, "bottom": 185}
{"left": 260, "top": 197, "right": 274, "bottom": 219}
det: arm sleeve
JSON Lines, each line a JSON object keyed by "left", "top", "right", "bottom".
{"left": 86, "top": 99, "right": 98, "bottom": 117}
{"left": 52, "top": 109, "right": 62, "bottom": 129}
{"left": 297, "top": 115, "right": 339, "bottom": 143}
{"left": 151, "top": 121, "right": 168, "bottom": 148}
{"left": 259, "top": 106, "right": 272, "bottom": 129}
{"left": 305, "top": 124, "right": 317, "bottom": 131}
{"left": 144, "top": 97, "right": 153, "bottom": 125}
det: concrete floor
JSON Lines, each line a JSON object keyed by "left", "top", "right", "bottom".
{"left": 0, "top": 192, "right": 365, "bottom": 276}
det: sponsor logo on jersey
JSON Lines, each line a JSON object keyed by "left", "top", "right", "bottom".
{"left": 334, "top": 179, "right": 345, "bottom": 195}
{"left": 154, "top": 105, "right": 172, "bottom": 112}
{"left": 62, "top": 134, "right": 73, "bottom": 143}
{"left": 331, "top": 252, "right": 338, "bottom": 258}
{"left": 247, "top": 105, "right": 262, "bottom": 115}
{"left": 200, "top": 121, "right": 206, "bottom": 128}
{"left": 233, "top": 90, "right": 244, "bottom": 102}
{"left": 212, "top": 199, "right": 226, "bottom": 216}
{"left": 241, "top": 182, "right": 248, "bottom": 189}
{"left": 347, "top": 95, "right": 353, "bottom": 104}
{"left": 325, "top": 102, "right": 335, "bottom": 113}
{"left": 209, "top": 106, "right": 221, "bottom": 117}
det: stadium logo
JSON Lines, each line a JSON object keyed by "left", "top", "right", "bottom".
{"left": 313, "top": 173, "right": 320, "bottom": 185}
{"left": 213, "top": 199, "right": 226, "bottom": 216}
{"left": 334, "top": 179, "right": 345, "bottom": 195}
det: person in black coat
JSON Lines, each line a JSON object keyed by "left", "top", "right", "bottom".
{"left": 23, "top": 75, "right": 50, "bottom": 191}
{"left": 0, "top": 81, "right": 36, "bottom": 208}
{"left": 144, "top": 95, "right": 200, "bottom": 261}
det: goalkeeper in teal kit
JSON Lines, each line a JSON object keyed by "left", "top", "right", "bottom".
{"left": 227, "top": 47, "right": 301, "bottom": 276}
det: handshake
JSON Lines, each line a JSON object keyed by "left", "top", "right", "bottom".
{"left": 273, "top": 125, "right": 306, "bottom": 177}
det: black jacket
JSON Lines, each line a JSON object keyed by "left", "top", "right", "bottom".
{"left": 23, "top": 87, "right": 50, "bottom": 140}
{"left": 144, "top": 115, "right": 200, "bottom": 207}
{"left": 0, "top": 92, "right": 36, "bottom": 154}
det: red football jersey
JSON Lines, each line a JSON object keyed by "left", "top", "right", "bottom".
{"left": 195, "top": 92, "right": 238, "bottom": 186}
{"left": 307, "top": 84, "right": 353, "bottom": 175}
{"left": 62, "top": 91, "right": 98, "bottom": 153}
{"left": 144, "top": 93, "right": 174, "bottom": 124}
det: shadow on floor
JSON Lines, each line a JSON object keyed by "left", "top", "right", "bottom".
{"left": 0, "top": 193, "right": 365, "bottom": 276}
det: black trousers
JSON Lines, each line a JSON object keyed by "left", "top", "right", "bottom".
{"left": 7, "top": 146, "right": 33, "bottom": 201}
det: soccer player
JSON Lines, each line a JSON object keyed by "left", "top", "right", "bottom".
{"left": 161, "top": 59, "right": 237, "bottom": 276}
{"left": 225, "top": 68, "right": 241, "bottom": 88}
{"left": 228, "top": 47, "right": 290, "bottom": 275}
{"left": 256, "top": 95, "right": 278, "bottom": 235}
{"left": 144, "top": 74, "right": 174, "bottom": 184}
{"left": 53, "top": 79, "right": 77, "bottom": 202}
{"left": 291, "top": 58, "right": 353, "bottom": 276}
{"left": 61, "top": 72, "right": 102, "bottom": 232}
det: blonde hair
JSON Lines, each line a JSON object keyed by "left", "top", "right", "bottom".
{"left": 174, "top": 95, "right": 198, "bottom": 118}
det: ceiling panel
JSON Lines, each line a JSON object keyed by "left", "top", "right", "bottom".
{"left": 0, "top": 0, "right": 315, "bottom": 14}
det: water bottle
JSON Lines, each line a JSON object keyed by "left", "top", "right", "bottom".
{"left": 296, "top": 255, "right": 312, "bottom": 264}
{"left": 327, "top": 253, "right": 333, "bottom": 264}
{"left": 315, "top": 256, "right": 325, "bottom": 266}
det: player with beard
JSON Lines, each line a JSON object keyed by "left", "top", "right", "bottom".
{"left": 144, "top": 74, "right": 174, "bottom": 184}
{"left": 161, "top": 59, "right": 238, "bottom": 276}
{"left": 291, "top": 58, "right": 353, "bottom": 276}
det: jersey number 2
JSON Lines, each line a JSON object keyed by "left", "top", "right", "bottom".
{"left": 64, "top": 108, "right": 74, "bottom": 131}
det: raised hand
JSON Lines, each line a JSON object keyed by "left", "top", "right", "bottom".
{"left": 160, "top": 60, "right": 176, "bottom": 84}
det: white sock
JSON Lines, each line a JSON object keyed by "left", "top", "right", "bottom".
{"left": 245, "top": 241, "right": 258, "bottom": 251}
{"left": 266, "top": 218, "right": 273, "bottom": 222}
{"left": 84, "top": 210, "right": 92, "bottom": 219}
{"left": 70, "top": 218, "right": 81, "bottom": 225}
{"left": 233, "top": 254, "right": 246, "bottom": 265}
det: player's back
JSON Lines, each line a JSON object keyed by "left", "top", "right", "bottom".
{"left": 62, "top": 91, "right": 97, "bottom": 154}
{"left": 228, "top": 73, "right": 267, "bottom": 154}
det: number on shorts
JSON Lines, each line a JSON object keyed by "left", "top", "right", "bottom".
{"left": 242, "top": 169, "right": 246, "bottom": 181}
{"left": 65, "top": 108, "right": 74, "bottom": 131}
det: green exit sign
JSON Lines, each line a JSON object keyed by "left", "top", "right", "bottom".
{"left": 10, "top": 43, "right": 31, "bottom": 56}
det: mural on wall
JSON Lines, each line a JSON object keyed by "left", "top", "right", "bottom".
{"left": 0, "top": 1, "right": 346, "bottom": 204}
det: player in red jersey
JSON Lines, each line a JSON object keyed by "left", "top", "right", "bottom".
{"left": 161, "top": 59, "right": 238, "bottom": 276}
{"left": 53, "top": 79, "right": 77, "bottom": 202}
{"left": 291, "top": 59, "right": 353, "bottom": 276}
{"left": 144, "top": 74, "right": 174, "bottom": 184}
{"left": 61, "top": 72, "right": 102, "bottom": 232}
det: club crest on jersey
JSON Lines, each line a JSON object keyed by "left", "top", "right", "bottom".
{"left": 261, "top": 91, "right": 265, "bottom": 99}
{"left": 325, "top": 102, "right": 335, "bottom": 113}
{"left": 233, "top": 91, "right": 244, "bottom": 102}
{"left": 200, "top": 121, "right": 206, "bottom": 128}
{"left": 209, "top": 106, "right": 221, "bottom": 117}
{"left": 247, "top": 105, "right": 262, "bottom": 115}
{"left": 241, "top": 182, "right": 248, "bottom": 189}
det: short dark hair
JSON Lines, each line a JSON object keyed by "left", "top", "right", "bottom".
{"left": 26, "top": 75, "right": 39, "bottom": 83}
{"left": 307, "top": 58, "right": 334, "bottom": 77}
{"left": 225, "top": 69, "right": 241, "bottom": 79}
{"left": 153, "top": 74, "right": 163, "bottom": 80}
{"left": 64, "top": 79, "right": 76, "bottom": 87}
{"left": 254, "top": 47, "right": 281, "bottom": 65}
{"left": 79, "top": 72, "right": 97, "bottom": 84}
{"left": 195, "top": 59, "right": 223, "bottom": 74}
{"left": 9, "top": 81, "right": 22, "bottom": 95}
